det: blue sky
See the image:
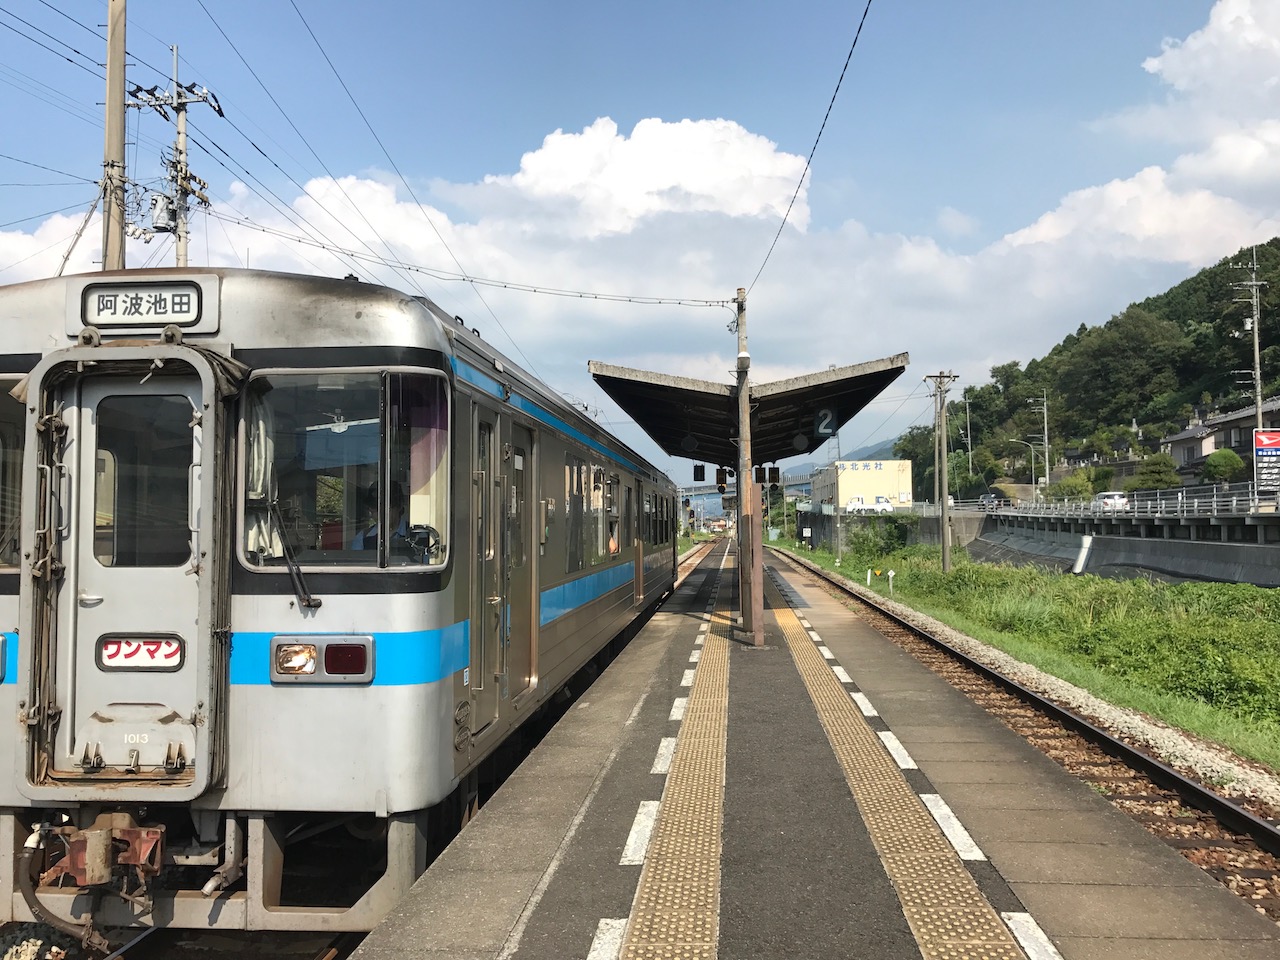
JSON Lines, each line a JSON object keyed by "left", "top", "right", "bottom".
{"left": 2, "top": 1, "right": 1277, "bottom": 481}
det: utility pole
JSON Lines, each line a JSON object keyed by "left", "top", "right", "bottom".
{"left": 1028, "top": 390, "right": 1050, "bottom": 485}
{"left": 927, "top": 378, "right": 941, "bottom": 508}
{"left": 131, "top": 47, "right": 221, "bottom": 265}
{"left": 1231, "top": 246, "right": 1267, "bottom": 431}
{"left": 925, "top": 372, "right": 958, "bottom": 571}
{"left": 101, "top": 0, "right": 127, "bottom": 270}
{"left": 734, "top": 289, "right": 763, "bottom": 646}
{"left": 964, "top": 397, "right": 973, "bottom": 476}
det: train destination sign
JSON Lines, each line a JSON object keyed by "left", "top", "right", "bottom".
{"left": 1255, "top": 430, "right": 1280, "bottom": 493}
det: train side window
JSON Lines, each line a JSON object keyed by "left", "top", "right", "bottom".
{"left": 564, "top": 454, "right": 584, "bottom": 573}
{"left": 510, "top": 445, "right": 526, "bottom": 568}
{"left": 621, "top": 482, "right": 631, "bottom": 553}
{"left": 0, "top": 380, "right": 24, "bottom": 567}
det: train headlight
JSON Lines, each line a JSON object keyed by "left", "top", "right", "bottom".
{"left": 271, "top": 636, "right": 374, "bottom": 683}
{"left": 275, "top": 643, "right": 318, "bottom": 675}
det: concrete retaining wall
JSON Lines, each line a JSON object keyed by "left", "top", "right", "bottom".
{"left": 969, "top": 529, "right": 1280, "bottom": 587}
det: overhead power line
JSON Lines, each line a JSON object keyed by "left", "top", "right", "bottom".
{"left": 205, "top": 207, "right": 734, "bottom": 307}
{"left": 748, "top": 0, "right": 875, "bottom": 294}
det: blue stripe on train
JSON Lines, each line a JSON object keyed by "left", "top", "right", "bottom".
{"left": 2, "top": 564, "right": 640, "bottom": 688}
{"left": 229, "top": 621, "right": 470, "bottom": 686}
{"left": 453, "top": 358, "right": 644, "bottom": 474}
{"left": 540, "top": 561, "right": 635, "bottom": 626}
{"left": 1, "top": 632, "right": 14, "bottom": 685}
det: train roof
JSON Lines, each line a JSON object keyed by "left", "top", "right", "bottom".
{"left": 0, "top": 266, "right": 673, "bottom": 486}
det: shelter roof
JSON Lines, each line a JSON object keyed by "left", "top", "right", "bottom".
{"left": 588, "top": 353, "right": 909, "bottom": 468}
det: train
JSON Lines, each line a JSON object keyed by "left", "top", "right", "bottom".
{"left": 0, "top": 266, "right": 676, "bottom": 945}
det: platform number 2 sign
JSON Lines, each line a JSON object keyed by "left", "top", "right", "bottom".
{"left": 814, "top": 408, "right": 835, "bottom": 438}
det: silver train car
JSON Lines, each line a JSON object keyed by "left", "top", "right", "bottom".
{"left": 0, "top": 267, "right": 676, "bottom": 942}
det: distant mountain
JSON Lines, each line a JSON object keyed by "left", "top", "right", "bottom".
{"left": 846, "top": 441, "right": 897, "bottom": 461}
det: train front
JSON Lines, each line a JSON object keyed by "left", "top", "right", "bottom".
{"left": 0, "top": 269, "right": 459, "bottom": 945}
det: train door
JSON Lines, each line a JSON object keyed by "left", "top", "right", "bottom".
{"left": 633, "top": 480, "right": 645, "bottom": 603}
{"left": 470, "top": 405, "right": 504, "bottom": 736}
{"left": 505, "top": 423, "right": 535, "bottom": 700}
{"left": 33, "top": 371, "right": 212, "bottom": 794}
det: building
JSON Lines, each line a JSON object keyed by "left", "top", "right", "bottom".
{"left": 1160, "top": 397, "right": 1280, "bottom": 482}
{"left": 810, "top": 459, "right": 913, "bottom": 513}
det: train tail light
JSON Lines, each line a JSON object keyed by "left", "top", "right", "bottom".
{"left": 324, "top": 643, "right": 368, "bottom": 677}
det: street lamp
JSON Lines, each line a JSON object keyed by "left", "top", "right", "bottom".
{"left": 1010, "top": 439, "right": 1037, "bottom": 495}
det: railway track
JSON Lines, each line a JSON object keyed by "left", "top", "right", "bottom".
{"left": 771, "top": 548, "right": 1280, "bottom": 926}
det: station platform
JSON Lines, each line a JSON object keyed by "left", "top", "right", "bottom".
{"left": 353, "top": 541, "right": 1280, "bottom": 960}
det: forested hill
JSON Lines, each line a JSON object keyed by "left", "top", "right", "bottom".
{"left": 928, "top": 237, "right": 1280, "bottom": 470}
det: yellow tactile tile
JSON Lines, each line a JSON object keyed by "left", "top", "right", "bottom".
{"left": 620, "top": 553, "right": 734, "bottom": 960}
{"left": 762, "top": 573, "right": 1028, "bottom": 960}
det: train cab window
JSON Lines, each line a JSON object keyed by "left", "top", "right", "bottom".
{"left": 241, "top": 371, "right": 449, "bottom": 570}
{"left": 0, "top": 380, "right": 24, "bottom": 567}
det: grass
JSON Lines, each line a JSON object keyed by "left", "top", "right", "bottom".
{"left": 781, "top": 540, "right": 1280, "bottom": 773}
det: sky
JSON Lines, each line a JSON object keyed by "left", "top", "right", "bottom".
{"left": 2, "top": 0, "right": 1279, "bottom": 483}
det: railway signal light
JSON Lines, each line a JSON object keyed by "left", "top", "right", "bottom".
{"left": 768, "top": 466, "right": 780, "bottom": 491}
{"left": 693, "top": 464, "right": 705, "bottom": 482}
{"left": 716, "top": 468, "right": 727, "bottom": 494}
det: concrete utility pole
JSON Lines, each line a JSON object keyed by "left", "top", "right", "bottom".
{"left": 926, "top": 372, "right": 958, "bottom": 572}
{"left": 1029, "top": 390, "right": 1050, "bottom": 483}
{"left": 102, "top": 0, "right": 127, "bottom": 270}
{"left": 1232, "top": 247, "right": 1267, "bottom": 432}
{"left": 734, "top": 289, "right": 763, "bottom": 646}
{"left": 131, "top": 47, "right": 220, "bottom": 265}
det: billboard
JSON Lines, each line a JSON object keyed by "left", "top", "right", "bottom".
{"left": 1255, "top": 430, "right": 1280, "bottom": 493}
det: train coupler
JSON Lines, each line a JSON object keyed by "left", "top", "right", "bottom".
{"left": 43, "top": 812, "right": 165, "bottom": 888}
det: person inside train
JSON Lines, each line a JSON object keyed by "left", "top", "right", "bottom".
{"left": 350, "top": 482, "right": 408, "bottom": 549}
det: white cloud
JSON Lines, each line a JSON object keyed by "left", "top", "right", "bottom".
{"left": 936, "top": 206, "right": 978, "bottom": 237}
{"left": 1002, "top": 166, "right": 1279, "bottom": 266}
{"left": 484, "top": 117, "right": 809, "bottom": 238}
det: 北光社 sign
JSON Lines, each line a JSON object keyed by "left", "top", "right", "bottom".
{"left": 1255, "top": 430, "right": 1280, "bottom": 492}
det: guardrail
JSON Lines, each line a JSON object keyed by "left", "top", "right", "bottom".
{"left": 940, "top": 481, "right": 1280, "bottom": 520}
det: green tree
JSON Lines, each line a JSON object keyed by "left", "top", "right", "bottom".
{"left": 893, "top": 425, "right": 937, "bottom": 501}
{"left": 1047, "top": 471, "right": 1093, "bottom": 501}
{"left": 1125, "top": 453, "right": 1182, "bottom": 491}
{"left": 1201, "top": 448, "right": 1246, "bottom": 483}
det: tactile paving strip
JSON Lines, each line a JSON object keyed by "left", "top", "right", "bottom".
{"left": 620, "top": 551, "right": 733, "bottom": 960}
{"left": 763, "top": 572, "right": 1028, "bottom": 960}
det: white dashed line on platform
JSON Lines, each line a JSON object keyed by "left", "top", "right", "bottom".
{"left": 585, "top": 918, "right": 627, "bottom": 960}
{"left": 921, "top": 793, "right": 987, "bottom": 861}
{"left": 651, "top": 737, "right": 676, "bottom": 775}
{"left": 851, "top": 692, "right": 878, "bottom": 717}
{"left": 620, "top": 801, "right": 660, "bottom": 865}
{"left": 1001, "top": 912, "right": 1065, "bottom": 960}
{"left": 877, "top": 731, "right": 918, "bottom": 770}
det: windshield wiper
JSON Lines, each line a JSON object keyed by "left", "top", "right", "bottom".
{"left": 270, "top": 500, "right": 322, "bottom": 609}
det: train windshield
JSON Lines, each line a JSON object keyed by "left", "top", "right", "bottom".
{"left": 0, "top": 380, "right": 23, "bottom": 567}
{"left": 241, "top": 370, "right": 449, "bottom": 569}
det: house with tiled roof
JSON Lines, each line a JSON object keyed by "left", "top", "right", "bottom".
{"left": 1160, "top": 397, "right": 1280, "bottom": 481}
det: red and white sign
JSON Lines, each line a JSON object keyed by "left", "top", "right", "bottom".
{"left": 1256, "top": 430, "right": 1280, "bottom": 492}
{"left": 98, "top": 637, "right": 184, "bottom": 670}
